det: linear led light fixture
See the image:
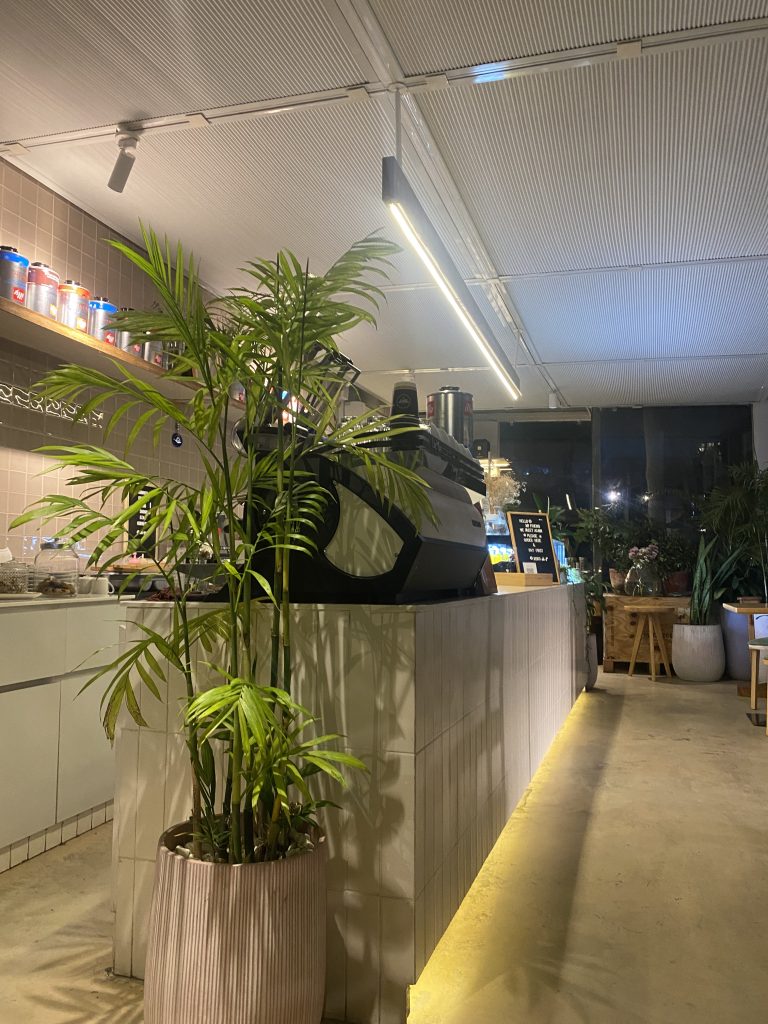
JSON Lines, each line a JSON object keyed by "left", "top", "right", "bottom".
{"left": 382, "top": 156, "right": 521, "bottom": 400}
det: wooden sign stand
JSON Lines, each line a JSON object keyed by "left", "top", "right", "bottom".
{"left": 495, "top": 572, "right": 555, "bottom": 588}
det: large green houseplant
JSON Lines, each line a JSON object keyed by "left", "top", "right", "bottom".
{"left": 13, "top": 227, "right": 430, "bottom": 1024}
{"left": 704, "top": 461, "right": 768, "bottom": 603}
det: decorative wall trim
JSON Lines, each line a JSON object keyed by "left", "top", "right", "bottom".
{"left": 0, "top": 380, "right": 103, "bottom": 428}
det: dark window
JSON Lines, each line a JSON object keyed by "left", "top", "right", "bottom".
{"left": 600, "top": 406, "right": 752, "bottom": 526}
{"left": 499, "top": 420, "right": 592, "bottom": 512}
{"left": 498, "top": 406, "right": 752, "bottom": 526}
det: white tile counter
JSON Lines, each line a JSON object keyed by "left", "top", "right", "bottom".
{"left": 112, "top": 585, "right": 586, "bottom": 1023}
{"left": 0, "top": 596, "right": 122, "bottom": 872}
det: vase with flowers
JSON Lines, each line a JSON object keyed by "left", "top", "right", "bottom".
{"left": 625, "top": 542, "right": 662, "bottom": 596}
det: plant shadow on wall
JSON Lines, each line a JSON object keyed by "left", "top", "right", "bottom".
{"left": 12, "top": 227, "right": 433, "bottom": 1024}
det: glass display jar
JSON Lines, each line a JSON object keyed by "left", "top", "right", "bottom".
{"left": 34, "top": 541, "right": 79, "bottom": 597}
{"left": 625, "top": 563, "right": 662, "bottom": 597}
{"left": 0, "top": 558, "right": 29, "bottom": 596}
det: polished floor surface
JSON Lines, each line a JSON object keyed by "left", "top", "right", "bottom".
{"left": 408, "top": 672, "right": 768, "bottom": 1024}
{"left": 0, "top": 825, "right": 143, "bottom": 1023}
{"left": 3, "top": 674, "right": 766, "bottom": 1024}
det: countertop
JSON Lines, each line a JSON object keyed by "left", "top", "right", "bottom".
{"left": 0, "top": 595, "right": 120, "bottom": 611}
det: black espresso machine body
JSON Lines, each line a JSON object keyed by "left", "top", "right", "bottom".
{"left": 244, "top": 423, "right": 488, "bottom": 604}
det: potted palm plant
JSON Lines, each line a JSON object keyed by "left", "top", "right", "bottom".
{"left": 671, "top": 536, "right": 742, "bottom": 682}
{"left": 12, "top": 227, "right": 431, "bottom": 1024}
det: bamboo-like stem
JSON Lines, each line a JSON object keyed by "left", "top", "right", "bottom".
{"left": 177, "top": 601, "right": 203, "bottom": 858}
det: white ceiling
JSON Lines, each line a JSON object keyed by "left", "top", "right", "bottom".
{"left": 2, "top": 1, "right": 768, "bottom": 411}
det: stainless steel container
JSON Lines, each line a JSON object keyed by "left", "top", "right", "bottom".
{"left": 57, "top": 280, "right": 90, "bottom": 331}
{"left": 426, "top": 386, "right": 474, "bottom": 447}
{"left": 87, "top": 297, "right": 118, "bottom": 344}
{"left": 116, "top": 307, "right": 143, "bottom": 356}
{"left": 26, "top": 262, "right": 59, "bottom": 318}
{"left": 0, "top": 245, "right": 29, "bottom": 304}
{"left": 143, "top": 338, "right": 168, "bottom": 370}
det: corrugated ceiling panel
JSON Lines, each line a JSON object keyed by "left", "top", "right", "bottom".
{"left": 345, "top": 286, "right": 488, "bottom": 372}
{"left": 1, "top": 0, "right": 364, "bottom": 140}
{"left": 13, "top": 101, "right": 438, "bottom": 292}
{"left": 418, "top": 38, "right": 768, "bottom": 273}
{"left": 506, "top": 260, "right": 768, "bottom": 361}
{"left": 343, "top": 282, "right": 520, "bottom": 372}
{"left": 357, "top": 363, "right": 548, "bottom": 411}
{"left": 372, "top": 0, "right": 768, "bottom": 73}
{"left": 550, "top": 354, "right": 768, "bottom": 405}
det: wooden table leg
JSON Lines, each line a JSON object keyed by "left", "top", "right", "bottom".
{"left": 648, "top": 616, "right": 657, "bottom": 681}
{"left": 628, "top": 614, "right": 646, "bottom": 677}
{"left": 750, "top": 648, "right": 759, "bottom": 711}
{"left": 656, "top": 618, "right": 673, "bottom": 678}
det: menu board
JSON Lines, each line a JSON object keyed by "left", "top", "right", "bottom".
{"left": 128, "top": 487, "right": 157, "bottom": 558}
{"left": 506, "top": 511, "right": 558, "bottom": 578}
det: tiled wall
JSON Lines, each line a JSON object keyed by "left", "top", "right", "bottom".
{"left": 0, "top": 338, "right": 203, "bottom": 561}
{"left": 0, "top": 157, "right": 159, "bottom": 311}
{"left": 0, "top": 159, "right": 203, "bottom": 561}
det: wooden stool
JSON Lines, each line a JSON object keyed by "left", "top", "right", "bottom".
{"left": 628, "top": 604, "right": 673, "bottom": 681}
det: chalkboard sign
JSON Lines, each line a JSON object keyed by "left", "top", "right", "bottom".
{"left": 127, "top": 487, "right": 157, "bottom": 558}
{"left": 506, "top": 511, "right": 558, "bottom": 579}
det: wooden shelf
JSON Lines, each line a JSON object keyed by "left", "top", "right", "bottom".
{"left": 0, "top": 296, "right": 196, "bottom": 404}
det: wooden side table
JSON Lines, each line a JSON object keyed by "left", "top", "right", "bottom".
{"left": 604, "top": 595, "right": 690, "bottom": 672}
{"left": 628, "top": 604, "right": 673, "bottom": 681}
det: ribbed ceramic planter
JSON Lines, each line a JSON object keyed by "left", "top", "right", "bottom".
{"left": 671, "top": 624, "right": 725, "bottom": 682}
{"left": 144, "top": 822, "right": 327, "bottom": 1024}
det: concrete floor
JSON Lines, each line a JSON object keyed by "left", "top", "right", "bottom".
{"left": 2, "top": 673, "right": 766, "bottom": 1024}
{"left": 408, "top": 672, "right": 768, "bottom": 1024}
{"left": 0, "top": 825, "right": 143, "bottom": 1023}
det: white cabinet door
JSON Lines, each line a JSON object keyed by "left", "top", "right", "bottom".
{"left": 0, "top": 681, "right": 60, "bottom": 848}
{"left": 57, "top": 671, "right": 115, "bottom": 822}
{"left": 0, "top": 609, "right": 67, "bottom": 686}
{"left": 64, "top": 604, "right": 124, "bottom": 673}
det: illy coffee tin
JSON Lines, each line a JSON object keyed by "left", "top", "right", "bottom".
{"left": 87, "top": 297, "right": 118, "bottom": 345}
{"left": 116, "top": 307, "right": 143, "bottom": 356}
{"left": 57, "top": 281, "right": 90, "bottom": 331}
{"left": 143, "top": 338, "right": 168, "bottom": 370}
{"left": 26, "top": 262, "right": 60, "bottom": 318}
{"left": 0, "top": 246, "right": 30, "bottom": 304}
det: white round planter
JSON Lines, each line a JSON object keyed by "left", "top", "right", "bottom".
{"left": 144, "top": 822, "right": 327, "bottom": 1024}
{"left": 671, "top": 624, "right": 725, "bottom": 682}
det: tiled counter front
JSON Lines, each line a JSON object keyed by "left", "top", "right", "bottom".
{"left": 113, "top": 586, "right": 585, "bottom": 1023}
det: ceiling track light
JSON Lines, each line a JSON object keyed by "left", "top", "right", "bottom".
{"left": 382, "top": 155, "right": 521, "bottom": 401}
{"left": 107, "top": 130, "right": 141, "bottom": 193}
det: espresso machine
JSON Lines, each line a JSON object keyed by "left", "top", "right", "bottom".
{"left": 237, "top": 380, "right": 488, "bottom": 604}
